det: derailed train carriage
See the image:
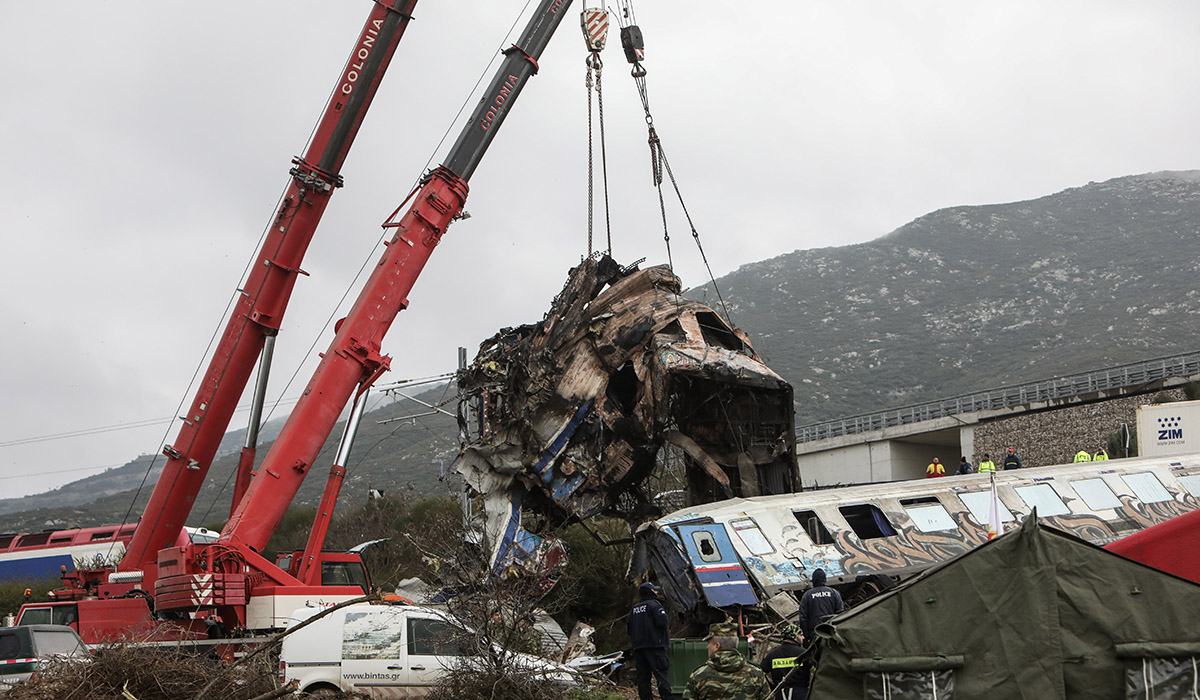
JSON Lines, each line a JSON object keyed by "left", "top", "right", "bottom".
{"left": 454, "top": 255, "right": 799, "bottom": 577}
{"left": 632, "top": 453, "right": 1200, "bottom": 624}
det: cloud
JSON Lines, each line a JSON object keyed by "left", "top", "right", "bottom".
{"left": 2, "top": 1, "right": 1200, "bottom": 498}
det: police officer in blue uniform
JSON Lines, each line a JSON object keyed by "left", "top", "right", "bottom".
{"left": 796, "top": 569, "right": 845, "bottom": 641}
{"left": 627, "top": 581, "right": 675, "bottom": 700}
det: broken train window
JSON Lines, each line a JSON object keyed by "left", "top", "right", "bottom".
{"left": 606, "top": 361, "right": 640, "bottom": 415}
{"left": 694, "top": 311, "right": 743, "bottom": 352}
{"left": 862, "top": 670, "right": 955, "bottom": 700}
{"left": 839, "top": 504, "right": 898, "bottom": 540}
{"left": 1121, "top": 472, "right": 1173, "bottom": 504}
{"left": 671, "top": 374, "right": 797, "bottom": 503}
{"left": 690, "top": 530, "right": 723, "bottom": 563}
{"left": 793, "top": 509, "right": 835, "bottom": 546}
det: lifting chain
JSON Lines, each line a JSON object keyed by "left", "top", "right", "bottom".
{"left": 585, "top": 53, "right": 613, "bottom": 257}
{"left": 582, "top": 5, "right": 612, "bottom": 257}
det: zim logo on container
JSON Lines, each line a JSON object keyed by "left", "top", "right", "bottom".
{"left": 1157, "top": 416, "right": 1184, "bottom": 442}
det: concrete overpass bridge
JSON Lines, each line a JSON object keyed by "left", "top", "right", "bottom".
{"left": 795, "top": 351, "right": 1200, "bottom": 487}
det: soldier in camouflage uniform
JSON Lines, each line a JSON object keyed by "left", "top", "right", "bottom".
{"left": 682, "top": 622, "right": 771, "bottom": 700}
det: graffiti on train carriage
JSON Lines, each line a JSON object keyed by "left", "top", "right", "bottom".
{"left": 635, "top": 454, "right": 1200, "bottom": 620}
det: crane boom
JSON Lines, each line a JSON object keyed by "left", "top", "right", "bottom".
{"left": 122, "top": 1, "right": 420, "bottom": 573}
{"left": 219, "top": 0, "right": 573, "bottom": 553}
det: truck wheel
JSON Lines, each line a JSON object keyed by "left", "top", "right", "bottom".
{"left": 302, "top": 683, "right": 341, "bottom": 698}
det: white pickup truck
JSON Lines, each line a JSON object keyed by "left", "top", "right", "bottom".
{"left": 279, "top": 602, "right": 574, "bottom": 697}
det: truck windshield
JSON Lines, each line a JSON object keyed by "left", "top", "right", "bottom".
{"left": 321, "top": 562, "right": 369, "bottom": 594}
{"left": 17, "top": 605, "right": 78, "bottom": 627}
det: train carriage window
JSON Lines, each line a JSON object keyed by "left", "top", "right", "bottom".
{"left": 1175, "top": 474, "right": 1200, "bottom": 498}
{"left": 14, "top": 533, "right": 50, "bottom": 548}
{"left": 89, "top": 531, "right": 115, "bottom": 542}
{"left": 958, "top": 492, "right": 1015, "bottom": 526}
{"left": 0, "top": 535, "right": 14, "bottom": 550}
{"left": 729, "top": 518, "right": 774, "bottom": 555}
{"left": 1014, "top": 484, "right": 1070, "bottom": 517}
{"left": 900, "top": 498, "right": 958, "bottom": 533}
{"left": 1070, "top": 478, "right": 1123, "bottom": 510}
{"left": 1122, "top": 472, "right": 1172, "bottom": 504}
{"left": 839, "top": 504, "right": 898, "bottom": 540}
{"left": 793, "top": 510, "right": 835, "bottom": 545}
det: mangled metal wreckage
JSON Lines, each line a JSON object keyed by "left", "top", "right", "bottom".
{"left": 455, "top": 255, "right": 798, "bottom": 584}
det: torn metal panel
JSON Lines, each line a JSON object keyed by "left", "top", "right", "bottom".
{"left": 455, "top": 254, "right": 798, "bottom": 578}
{"left": 629, "top": 521, "right": 703, "bottom": 618}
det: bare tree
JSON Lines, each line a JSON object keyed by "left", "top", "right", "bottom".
{"left": 404, "top": 518, "right": 577, "bottom": 700}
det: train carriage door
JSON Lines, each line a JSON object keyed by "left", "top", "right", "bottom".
{"left": 674, "top": 524, "right": 758, "bottom": 607}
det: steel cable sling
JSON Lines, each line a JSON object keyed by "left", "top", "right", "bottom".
{"left": 614, "top": 0, "right": 734, "bottom": 326}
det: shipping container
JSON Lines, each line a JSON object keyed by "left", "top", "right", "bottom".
{"left": 1136, "top": 399, "right": 1200, "bottom": 457}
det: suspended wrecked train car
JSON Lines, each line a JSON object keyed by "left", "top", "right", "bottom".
{"left": 455, "top": 255, "right": 798, "bottom": 576}
{"left": 631, "top": 452, "right": 1200, "bottom": 624}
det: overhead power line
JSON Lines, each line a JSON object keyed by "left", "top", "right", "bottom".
{"left": 0, "top": 371, "right": 459, "bottom": 451}
{"left": 0, "top": 463, "right": 130, "bottom": 481}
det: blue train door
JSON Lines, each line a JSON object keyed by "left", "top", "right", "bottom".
{"left": 674, "top": 524, "right": 758, "bottom": 608}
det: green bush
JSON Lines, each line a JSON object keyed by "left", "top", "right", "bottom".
{"left": 0, "top": 576, "right": 61, "bottom": 617}
{"left": 542, "top": 520, "right": 635, "bottom": 653}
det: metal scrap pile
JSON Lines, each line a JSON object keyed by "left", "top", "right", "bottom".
{"left": 455, "top": 255, "right": 797, "bottom": 575}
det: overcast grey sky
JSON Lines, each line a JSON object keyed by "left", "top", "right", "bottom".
{"left": 2, "top": 2, "right": 1199, "bottom": 500}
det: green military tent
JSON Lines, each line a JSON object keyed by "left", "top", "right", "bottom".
{"left": 810, "top": 515, "right": 1200, "bottom": 699}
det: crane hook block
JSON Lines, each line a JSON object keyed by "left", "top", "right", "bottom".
{"left": 620, "top": 25, "right": 644, "bottom": 65}
{"left": 582, "top": 8, "right": 610, "bottom": 52}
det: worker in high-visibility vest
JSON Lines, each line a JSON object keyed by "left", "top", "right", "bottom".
{"left": 977, "top": 453, "right": 997, "bottom": 473}
{"left": 1093, "top": 448, "right": 1109, "bottom": 461}
{"left": 1074, "top": 449, "right": 1092, "bottom": 463}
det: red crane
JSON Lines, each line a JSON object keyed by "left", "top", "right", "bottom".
{"left": 20, "top": 1, "right": 422, "bottom": 645}
{"left": 151, "top": 0, "right": 576, "bottom": 633}
{"left": 23, "top": 0, "right": 578, "bottom": 644}
{"left": 121, "top": 0, "right": 420, "bottom": 576}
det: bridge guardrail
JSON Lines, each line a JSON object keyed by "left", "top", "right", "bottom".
{"left": 796, "top": 351, "right": 1200, "bottom": 443}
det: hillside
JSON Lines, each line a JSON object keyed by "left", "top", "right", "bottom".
{"left": 696, "top": 171, "right": 1200, "bottom": 425}
{"left": 3, "top": 171, "right": 1199, "bottom": 530}
{"left": 0, "top": 387, "right": 460, "bottom": 532}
